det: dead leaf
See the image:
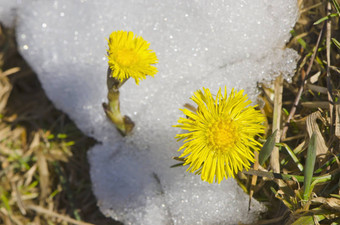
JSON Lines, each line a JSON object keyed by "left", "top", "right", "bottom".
{"left": 306, "top": 111, "right": 328, "bottom": 157}
{"left": 335, "top": 104, "right": 340, "bottom": 139}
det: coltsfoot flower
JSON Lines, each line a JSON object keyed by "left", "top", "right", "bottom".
{"left": 175, "top": 87, "right": 265, "bottom": 183}
{"left": 107, "top": 31, "right": 158, "bottom": 84}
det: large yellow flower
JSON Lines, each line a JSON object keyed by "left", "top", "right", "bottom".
{"left": 175, "top": 87, "right": 265, "bottom": 183}
{"left": 107, "top": 31, "right": 158, "bottom": 84}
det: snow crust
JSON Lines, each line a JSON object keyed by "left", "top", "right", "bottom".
{"left": 0, "top": 0, "right": 299, "bottom": 224}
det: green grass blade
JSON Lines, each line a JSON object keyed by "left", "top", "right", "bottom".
{"left": 313, "top": 13, "right": 339, "bottom": 25}
{"left": 303, "top": 133, "right": 317, "bottom": 200}
{"left": 244, "top": 168, "right": 335, "bottom": 183}
{"left": 279, "top": 143, "right": 304, "bottom": 172}
{"left": 57, "top": 133, "right": 67, "bottom": 139}
{"left": 259, "top": 130, "right": 278, "bottom": 166}
{"left": 290, "top": 29, "right": 307, "bottom": 49}
{"left": 291, "top": 215, "right": 325, "bottom": 225}
{"left": 308, "top": 174, "right": 335, "bottom": 198}
{"left": 332, "top": 0, "right": 340, "bottom": 14}
{"left": 332, "top": 38, "right": 340, "bottom": 50}
{"left": 0, "top": 193, "right": 12, "bottom": 213}
{"left": 330, "top": 194, "right": 340, "bottom": 199}
{"left": 314, "top": 154, "right": 340, "bottom": 174}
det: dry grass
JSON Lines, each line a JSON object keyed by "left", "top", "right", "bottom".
{"left": 237, "top": 0, "right": 340, "bottom": 224}
{"left": 0, "top": 26, "right": 118, "bottom": 224}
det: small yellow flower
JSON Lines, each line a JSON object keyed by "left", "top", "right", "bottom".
{"left": 175, "top": 87, "right": 265, "bottom": 183}
{"left": 107, "top": 31, "right": 158, "bottom": 84}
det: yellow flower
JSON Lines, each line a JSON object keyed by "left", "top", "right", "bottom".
{"left": 107, "top": 31, "right": 158, "bottom": 84}
{"left": 175, "top": 87, "right": 265, "bottom": 183}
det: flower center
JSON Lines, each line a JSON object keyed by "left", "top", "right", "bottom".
{"left": 115, "top": 49, "right": 138, "bottom": 66}
{"left": 207, "top": 119, "right": 239, "bottom": 150}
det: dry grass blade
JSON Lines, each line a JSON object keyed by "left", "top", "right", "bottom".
{"left": 281, "top": 23, "right": 325, "bottom": 139}
{"left": 301, "top": 101, "right": 330, "bottom": 109}
{"left": 1, "top": 67, "right": 20, "bottom": 77}
{"left": 336, "top": 104, "right": 340, "bottom": 138}
{"left": 183, "top": 103, "right": 196, "bottom": 112}
{"left": 27, "top": 205, "right": 94, "bottom": 225}
{"left": 300, "top": 2, "right": 323, "bottom": 14}
{"left": 36, "top": 146, "right": 50, "bottom": 202}
{"left": 326, "top": 1, "right": 335, "bottom": 135}
{"left": 306, "top": 84, "right": 328, "bottom": 94}
{"left": 306, "top": 111, "right": 328, "bottom": 157}
{"left": 0, "top": 70, "right": 12, "bottom": 112}
{"left": 270, "top": 75, "right": 283, "bottom": 173}
{"left": 312, "top": 197, "right": 340, "bottom": 211}
{"left": 11, "top": 181, "right": 26, "bottom": 215}
{"left": 248, "top": 151, "right": 259, "bottom": 211}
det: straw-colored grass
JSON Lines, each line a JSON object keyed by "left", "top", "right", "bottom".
{"left": 237, "top": 1, "right": 340, "bottom": 224}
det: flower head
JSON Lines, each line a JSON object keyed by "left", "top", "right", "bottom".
{"left": 175, "top": 87, "right": 265, "bottom": 183}
{"left": 107, "top": 31, "right": 158, "bottom": 84}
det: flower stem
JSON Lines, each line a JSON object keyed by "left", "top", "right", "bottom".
{"left": 103, "top": 68, "right": 134, "bottom": 136}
